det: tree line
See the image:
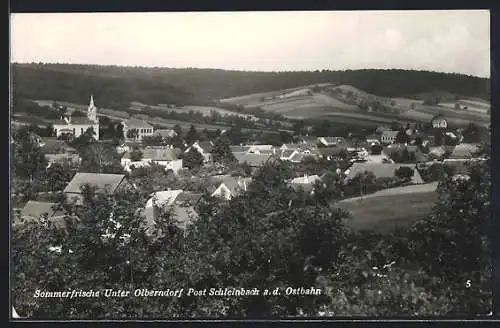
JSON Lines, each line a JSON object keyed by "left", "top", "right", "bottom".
{"left": 12, "top": 64, "right": 490, "bottom": 108}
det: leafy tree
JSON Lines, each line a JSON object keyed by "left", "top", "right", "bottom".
{"left": 12, "top": 186, "right": 185, "bottom": 319}
{"left": 313, "top": 171, "right": 344, "bottom": 204}
{"left": 293, "top": 120, "right": 306, "bottom": 135}
{"left": 79, "top": 143, "right": 123, "bottom": 174}
{"left": 185, "top": 125, "right": 199, "bottom": 146}
{"left": 12, "top": 127, "right": 47, "bottom": 182}
{"left": 126, "top": 129, "right": 139, "bottom": 140}
{"left": 46, "top": 163, "right": 75, "bottom": 191}
{"left": 394, "top": 166, "right": 414, "bottom": 182}
{"left": 406, "top": 162, "right": 491, "bottom": 315}
{"left": 141, "top": 135, "right": 164, "bottom": 146}
{"left": 181, "top": 148, "right": 204, "bottom": 170}
{"left": 211, "top": 135, "right": 236, "bottom": 165}
{"left": 395, "top": 130, "right": 410, "bottom": 144}
{"left": 370, "top": 144, "right": 383, "bottom": 155}
{"left": 172, "top": 125, "right": 183, "bottom": 138}
{"left": 129, "top": 149, "right": 143, "bottom": 162}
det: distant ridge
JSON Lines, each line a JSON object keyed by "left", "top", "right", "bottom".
{"left": 11, "top": 63, "right": 490, "bottom": 108}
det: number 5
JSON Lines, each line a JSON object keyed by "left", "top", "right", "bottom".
{"left": 465, "top": 280, "right": 471, "bottom": 288}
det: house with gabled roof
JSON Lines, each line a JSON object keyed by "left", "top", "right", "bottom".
{"left": 39, "top": 138, "right": 81, "bottom": 168}
{"left": 432, "top": 116, "right": 448, "bottom": 129}
{"left": 122, "top": 118, "right": 154, "bottom": 141}
{"left": 319, "top": 146, "right": 348, "bottom": 161}
{"left": 233, "top": 152, "right": 274, "bottom": 169}
{"left": 17, "top": 201, "right": 66, "bottom": 228}
{"left": 185, "top": 140, "right": 214, "bottom": 163}
{"left": 211, "top": 176, "right": 253, "bottom": 200}
{"left": 318, "top": 137, "right": 345, "bottom": 147}
{"left": 230, "top": 145, "right": 251, "bottom": 154}
{"left": 121, "top": 146, "right": 183, "bottom": 173}
{"left": 290, "top": 174, "right": 321, "bottom": 193}
{"left": 144, "top": 190, "right": 202, "bottom": 230}
{"left": 63, "top": 172, "right": 134, "bottom": 204}
{"left": 380, "top": 130, "right": 399, "bottom": 144}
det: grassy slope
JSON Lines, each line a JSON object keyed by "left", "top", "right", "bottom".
{"left": 337, "top": 183, "right": 439, "bottom": 233}
{"left": 219, "top": 83, "right": 490, "bottom": 126}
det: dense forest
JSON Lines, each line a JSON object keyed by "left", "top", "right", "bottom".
{"left": 11, "top": 63, "right": 490, "bottom": 108}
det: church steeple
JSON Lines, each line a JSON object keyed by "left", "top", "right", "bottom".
{"left": 87, "top": 94, "right": 97, "bottom": 122}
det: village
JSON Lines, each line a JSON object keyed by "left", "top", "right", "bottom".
{"left": 12, "top": 94, "right": 489, "bottom": 234}
{"left": 10, "top": 8, "right": 494, "bottom": 318}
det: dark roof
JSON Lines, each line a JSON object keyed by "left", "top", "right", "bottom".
{"left": 20, "top": 201, "right": 63, "bottom": 219}
{"left": 175, "top": 192, "right": 203, "bottom": 204}
{"left": 45, "top": 153, "right": 81, "bottom": 163}
{"left": 289, "top": 152, "right": 305, "bottom": 163}
{"left": 319, "top": 147, "right": 347, "bottom": 157}
{"left": 381, "top": 130, "right": 399, "bottom": 138}
{"left": 63, "top": 173, "right": 126, "bottom": 194}
{"left": 376, "top": 126, "right": 391, "bottom": 133}
{"left": 280, "top": 149, "right": 295, "bottom": 158}
{"left": 40, "top": 139, "right": 77, "bottom": 154}
{"left": 300, "top": 136, "right": 318, "bottom": 143}
{"left": 124, "top": 118, "right": 153, "bottom": 129}
{"left": 53, "top": 117, "right": 97, "bottom": 125}
{"left": 234, "top": 152, "right": 273, "bottom": 167}
{"left": 230, "top": 145, "right": 251, "bottom": 153}
{"left": 123, "top": 147, "right": 178, "bottom": 161}
{"left": 448, "top": 143, "right": 481, "bottom": 159}
{"left": 196, "top": 141, "right": 214, "bottom": 153}
{"left": 405, "top": 146, "right": 428, "bottom": 162}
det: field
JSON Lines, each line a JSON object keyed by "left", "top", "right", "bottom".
{"left": 337, "top": 182, "right": 438, "bottom": 233}
{"left": 218, "top": 84, "right": 491, "bottom": 127}
{"left": 153, "top": 104, "right": 257, "bottom": 120}
{"left": 219, "top": 83, "right": 334, "bottom": 105}
{"left": 439, "top": 100, "right": 490, "bottom": 114}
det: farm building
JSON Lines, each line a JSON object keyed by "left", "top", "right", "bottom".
{"left": 380, "top": 131, "right": 399, "bottom": 144}
{"left": 432, "top": 116, "right": 448, "bottom": 129}
{"left": 63, "top": 173, "right": 134, "bottom": 204}
{"left": 122, "top": 118, "right": 154, "bottom": 141}
{"left": 121, "top": 146, "right": 183, "bottom": 173}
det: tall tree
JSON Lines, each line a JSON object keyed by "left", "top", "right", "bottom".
{"left": 181, "top": 148, "right": 204, "bottom": 170}
{"left": 211, "top": 135, "right": 236, "bottom": 166}
{"left": 185, "top": 125, "right": 199, "bottom": 146}
{"left": 12, "top": 127, "right": 46, "bottom": 182}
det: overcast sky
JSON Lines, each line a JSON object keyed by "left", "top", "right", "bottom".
{"left": 11, "top": 10, "right": 490, "bottom": 77}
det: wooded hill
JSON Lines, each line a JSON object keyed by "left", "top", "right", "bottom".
{"left": 11, "top": 63, "right": 490, "bottom": 108}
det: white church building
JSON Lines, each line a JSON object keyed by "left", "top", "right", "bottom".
{"left": 52, "top": 95, "right": 100, "bottom": 140}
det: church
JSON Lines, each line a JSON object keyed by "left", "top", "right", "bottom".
{"left": 52, "top": 95, "right": 100, "bottom": 140}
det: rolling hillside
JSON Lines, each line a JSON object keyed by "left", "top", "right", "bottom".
{"left": 11, "top": 64, "right": 490, "bottom": 128}
{"left": 220, "top": 83, "right": 490, "bottom": 126}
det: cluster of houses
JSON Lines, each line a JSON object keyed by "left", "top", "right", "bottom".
{"left": 15, "top": 95, "right": 487, "bottom": 234}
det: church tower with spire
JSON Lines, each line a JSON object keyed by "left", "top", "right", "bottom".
{"left": 88, "top": 94, "right": 98, "bottom": 123}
